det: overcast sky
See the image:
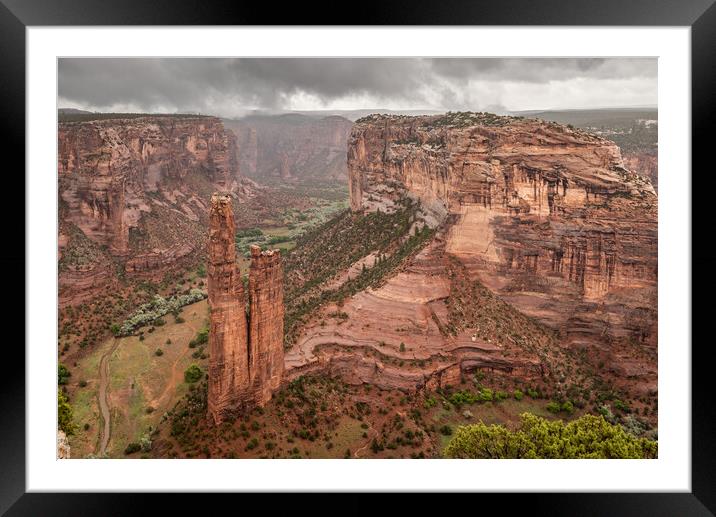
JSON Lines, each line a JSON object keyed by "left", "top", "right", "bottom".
{"left": 58, "top": 58, "right": 657, "bottom": 117}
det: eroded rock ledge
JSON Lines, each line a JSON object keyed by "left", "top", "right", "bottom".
{"left": 286, "top": 112, "right": 657, "bottom": 400}
{"left": 58, "top": 115, "right": 256, "bottom": 306}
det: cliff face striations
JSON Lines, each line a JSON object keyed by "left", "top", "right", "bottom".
{"left": 285, "top": 112, "right": 657, "bottom": 401}
{"left": 347, "top": 112, "right": 657, "bottom": 348}
{"left": 58, "top": 115, "right": 255, "bottom": 306}
{"left": 207, "top": 194, "right": 284, "bottom": 423}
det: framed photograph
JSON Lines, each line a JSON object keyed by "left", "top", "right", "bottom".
{"left": 4, "top": 0, "right": 714, "bottom": 513}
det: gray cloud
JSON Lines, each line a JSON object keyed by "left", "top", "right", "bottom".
{"left": 58, "top": 57, "right": 656, "bottom": 116}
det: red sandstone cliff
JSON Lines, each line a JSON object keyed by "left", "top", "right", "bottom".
{"left": 285, "top": 112, "right": 657, "bottom": 400}
{"left": 58, "top": 115, "right": 256, "bottom": 306}
{"left": 207, "top": 195, "right": 284, "bottom": 423}
{"left": 225, "top": 114, "right": 353, "bottom": 183}
{"left": 347, "top": 113, "right": 657, "bottom": 346}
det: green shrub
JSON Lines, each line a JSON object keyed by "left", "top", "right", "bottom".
{"left": 561, "top": 401, "right": 575, "bottom": 415}
{"left": 155, "top": 349, "right": 164, "bottom": 357}
{"left": 597, "top": 404, "right": 615, "bottom": 423}
{"left": 58, "top": 364, "right": 71, "bottom": 385}
{"left": 546, "top": 401, "right": 561, "bottom": 414}
{"left": 424, "top": 396, "right": 437, "bottom": 409}
{"left": 444, "top": 413, "right": 658, "bottom": 459}
{"left": 478, "top": 388, "right": 494, "bottom": 402}
{"left": 439, "top": 425, "right": 453, "bottom": 436}
{"left": 184, "top": 364, "right": 203, "bottom": 383}
{"left": 513, "top": 389, "right": 524, "bottom": 401}
{"left": 614, "top": 399, "right": 631, "bottom": 413}
{"left": 124, "top": 442, "right": 141, "bottom": 455}
{"left": 117, "top": 290, "right": 206, "bottom": 336}
{"left": 449, "top": 391, "right": 478, "bottom": 407}
{"left": 58, "top": 389, "right": 76, "bottom": 435}
{"left": 236, "top": 227, "right": 263, "bottom": 239}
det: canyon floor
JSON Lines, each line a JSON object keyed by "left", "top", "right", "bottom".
{"left": 65, "top": 298, "right": 210, "bottom": 458}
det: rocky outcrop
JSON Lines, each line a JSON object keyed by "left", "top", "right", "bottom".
{"left": 284, "top": 237, "right": 548, "bottom": 391}
{"left": 207, "top": 194, "right": 284, "bottom": 423}
{"left": 286, "top": 112, "right": 657, "bottom": 400}
{"left": 57, "top": 430, "right": 71, "bottom": 459}
{"left": 58, "top": 115, "right": 255, "bottom": 306}
{"left": 225, "top": 114, "right": 353, "bottom": 182}
{"left": 623, "top": 151, "right": 658, "bottom": 192}
{"left": 347, "top": 112, "right": 657, "bottom": 349}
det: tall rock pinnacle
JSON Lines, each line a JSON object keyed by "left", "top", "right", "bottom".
{"left": 207, "top": 193, "right": 250, "bottom": 423}
{"left": 249, "top": 245, "right": 285, "bottom": 405}
{"left": 207, "top": 193, "right": 284, "bottom": 424}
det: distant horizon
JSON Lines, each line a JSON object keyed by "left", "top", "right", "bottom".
{"left": 58, "top": 103, "right": 658, "bottom": 121}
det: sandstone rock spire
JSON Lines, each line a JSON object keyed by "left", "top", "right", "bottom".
{"left": 207, "top": 193, "right": 250, "bottom": 423}
{"left": 249, "top": 245, "right": 285, "bottom": 405}
{"left": 207, "top": 193, "right": 284, "bottom": 424}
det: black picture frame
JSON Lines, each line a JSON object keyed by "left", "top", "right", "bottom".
{"left": 2, "top": 0, "right": 713, "bottom": 514}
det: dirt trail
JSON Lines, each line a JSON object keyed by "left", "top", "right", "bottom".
{"left": 97, "top": 338, "right": 120, "bottom": 457}
{"left": 353, "top": 423, "right": 378, "bottom": 459}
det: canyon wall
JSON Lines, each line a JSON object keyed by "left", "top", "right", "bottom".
{"left": 207, "top": 194, "right": 284, "bottom": 423}
{"left": 283, "top": 113, "right": 656, "bottom": 397}
{"left": 347, "top": 113, "right": 657, "bottom": 352}
{"left": 58, "top": 115, "right": 255, "bottom": 306}
{"left": 225, "top": 114, "right": 353, "bottom": 183}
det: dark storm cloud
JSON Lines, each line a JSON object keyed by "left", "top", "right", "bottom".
{"left": 429, "top": 58, "right": 656, "bottom": 83}
{"left": 58, "top": 57, "right": 656, "bottom": 115}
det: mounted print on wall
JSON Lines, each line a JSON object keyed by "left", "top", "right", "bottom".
{"left": 56, "top": 57, "right": 658, "bottom": 461}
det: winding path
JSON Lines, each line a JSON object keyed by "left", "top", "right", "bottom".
{"left": 97, "top": 338, "right": 120, "bottom": 457}
{"left": 353, "top": 423, "right": 378, "bottom": 458}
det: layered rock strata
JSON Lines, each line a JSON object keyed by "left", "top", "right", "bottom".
{"left": 207, "top": 194, "right": 284, "bottom": 423}
{"left": 347, "top": 113, "right": 657, "bottom": 348}
{"left": 58, "top": 115, "right": 254, "bottom": 306}
{"left": 286, "top": 112, "right": 657, "bottom": 397}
